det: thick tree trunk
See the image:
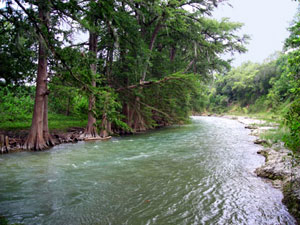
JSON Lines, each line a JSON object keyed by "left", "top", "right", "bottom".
{"left": 24, "top": 1, "right": 52, "bottom": 150}
{"left": 84, "top": 32, "right": 99, "bottom": 138}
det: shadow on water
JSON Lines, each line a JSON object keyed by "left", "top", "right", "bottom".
{"left": 0, "top": 116, "right": 296, "bottom": 225}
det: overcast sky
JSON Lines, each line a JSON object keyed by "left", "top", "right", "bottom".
{"left": 212, "top": 0, "right": 299, "bottom": 67}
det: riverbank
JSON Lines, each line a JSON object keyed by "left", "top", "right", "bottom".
{"left": 1, "top": 115, "right": 299, "bottom": 223}
{"left": 221, "top": 114, "right": 300, "bottom": 224}
{"left": 0, "top": 127, "right": 85, "bottom": 153}
{"left": 0, "top": 116, "right": 295, "bottom": 224}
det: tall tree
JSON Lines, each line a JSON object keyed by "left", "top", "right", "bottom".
{"left": 24, "top": 0, "right": 54, "bottom": 150}
{"left": 84, "top": 30, "right": 99, "bottom": 137}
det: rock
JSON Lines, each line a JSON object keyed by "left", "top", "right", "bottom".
{"left": 254, "top": 139, "right": 267, "bottom": 145}
{"left": 221, "top": 114, "right": 300, "bottom": 222}
{"left": 255, "top": 147, "right": 300, "bottom": 223}
{"left": 272, "top": 179, "right": 283, "bottom": 189}
{"left": 250, "top": 129, "right": 260, "bottom": 136}
{"left": 245, "top": 125, "right": 258, "bottom": 129}
{"left": 257, "top": 149, "right": 269, "bottom": 157}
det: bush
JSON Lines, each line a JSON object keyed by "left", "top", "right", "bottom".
{"left": 249, "top": 96, "right": 270, "bottom": 113}
{"left": 0, "top": 85, "right": 34, "bottom": 121}
{"left": 283, "top": 99, "right": 300, "bottom": 152}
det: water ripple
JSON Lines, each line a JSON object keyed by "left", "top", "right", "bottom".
{"left": 0, "top": 116, "right": 296, "bottom": 225}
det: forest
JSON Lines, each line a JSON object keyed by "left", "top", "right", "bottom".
{"left": 0, "top": 0, "right": 299, "bottom": 153}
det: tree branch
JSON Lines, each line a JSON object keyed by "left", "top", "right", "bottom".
{"left": 117, "top": 76, "right": 186, "bottom": 91}
{"left": 13, "top": 0, "right": 94, "bottom": 93}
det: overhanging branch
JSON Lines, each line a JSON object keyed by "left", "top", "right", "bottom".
{"left": 117, "top": 76, "right": 186, "bottom": 91}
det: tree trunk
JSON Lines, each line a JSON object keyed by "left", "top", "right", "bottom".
{"left": 66, "top": 96, "right": 70, "bottom": 116}
{"left": 24, "top": 0, "right": 52, "bottom": 150}
{"left": 170, "top": 46, "right": 176, "bottom": 62}
{"left": 43, "top": 95, "right": 54, "bottom": 146}
{"left": 99, "top": 113, "right": 112, "bottom": 137}
{"left": 83, "top": 31, "right": 99, "bottom": 138}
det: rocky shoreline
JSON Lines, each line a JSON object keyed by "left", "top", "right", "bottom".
{"left": 222, "top": 115, "right": 300, "bottom": 224}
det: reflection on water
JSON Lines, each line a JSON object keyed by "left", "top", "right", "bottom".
{"left": 0, "top": 116, "right": 296, "bottom": 224}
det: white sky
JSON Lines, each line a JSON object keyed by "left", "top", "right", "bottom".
{"left": 212, "top": 0, "right": 299, "bottom": 67}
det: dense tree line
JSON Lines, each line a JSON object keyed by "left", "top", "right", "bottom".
{"left": 0, "top": 0, "right": 247, "bottom": 150}
{"left": 208, "top": 53, "right": 291, "bottom": 112}
{"left": 208, "top": 8, "right": 300, "bottom": 151}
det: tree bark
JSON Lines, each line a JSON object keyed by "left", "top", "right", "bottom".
{"left": 24, "top": 0, "right": 52, "bottom": 150}
{"left": 43, "top": 94, "right": 54, "bottom": 146}
{"left": 99, "top": 113, "right": 112, "bottom": 137}
{"left": 84, "top": 31, "right": 99, "bottom": 138}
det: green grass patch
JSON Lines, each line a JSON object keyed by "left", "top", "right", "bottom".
{"left": 260, "top": 126, "right": 288, "bottom": 146}
{"left": 0, "top": 114, "right": 87, "bottom": 131}
{"left": 48, "top": 114, "right": 87, "bottom": 131}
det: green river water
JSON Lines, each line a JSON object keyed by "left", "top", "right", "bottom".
{"left": 0, "top": 116, "right": 296, "bottom": 225}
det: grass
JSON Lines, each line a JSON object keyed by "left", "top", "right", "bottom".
{"left": 48, "top": 114, "right": 87, "bottom": 131}
{"left": 260, "top": 126, "right": 289, "bottom": 146}
{"left": 0, "top": 114, "right": 87, "bottom": 131}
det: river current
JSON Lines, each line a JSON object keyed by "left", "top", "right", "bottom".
{"left": 0, "top": 116, "right": 296, "bottom": 224}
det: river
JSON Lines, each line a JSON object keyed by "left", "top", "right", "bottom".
{"left": 0, "top": 116, "right": 296, "bottom": 225}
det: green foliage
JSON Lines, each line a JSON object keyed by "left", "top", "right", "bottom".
{"left": 48, "top": 82, "right": 88, "bottom": 118}
{"left": 206, "top": 48, "right": 300, "bottom": 151}
{"left": 140, "top": 73, "right": 200, "bottom": 125}
{"left": 248, "top": 96, "right": 270, "bottom": 113}
{"left": 0, "top": 0, "right": 249, "bottom": 135}
{"left": 95, "top": 88, "right": 130, "bottom": 131}
{"left": 47, "top": 114, "right": 87, "bottom": 131}
{"left": 0, "top": 114, "right": 87, "bottom": 131}
{"left": 281, "top": 9, "right": 300, "bottom": 152}
{"left": 0, "top": 17, "right": 36, "bottom": 85}
{"left": 209, "top": 53, "right": 292, "bottom": 112}
{"left": 0, "top": 85, "right": 34, "bottom": 121}
{"left": 283, "top": 99, "right": 300, "bottom": 151}
{"left": 260, "top": 127, "right": 289, "bottom": 146}
{"left": 0, "top": 84, "right": 88, "bottom": 131}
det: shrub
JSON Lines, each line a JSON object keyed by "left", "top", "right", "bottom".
{"left": 0, "top": 85, "right": 34, "bottom": 121}
{"left": 283, "top": 99, "right": 300, "bottom": 152}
